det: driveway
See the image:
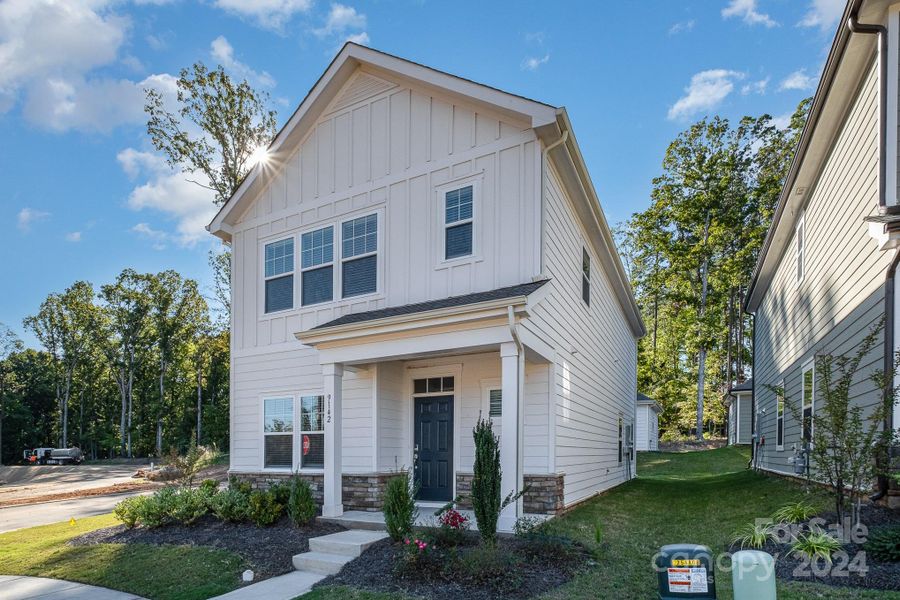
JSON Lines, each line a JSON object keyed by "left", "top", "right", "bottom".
{"left": 0, "top": 490, "right": 149, "bottom": 533}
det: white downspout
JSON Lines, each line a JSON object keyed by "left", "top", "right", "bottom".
{"left": 540, "top": 130, "right": 569, "bottom": 275}
{"left": 508, "top": 305, "right": 525, "bottom": 515}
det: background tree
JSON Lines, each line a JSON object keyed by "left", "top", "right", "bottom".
{"left": 0, "top": 323, "right": 23, "bottom": 465}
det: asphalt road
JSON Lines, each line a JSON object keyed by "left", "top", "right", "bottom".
{"left": 0, "top": 490, "right": 149, "bottom": 533}
{"left": 0, "top": 464, "right": 148, "bottom": 503}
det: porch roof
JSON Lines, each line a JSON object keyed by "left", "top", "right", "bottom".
{"left": 311, "top": 280, "right": 550, "bottom": 331}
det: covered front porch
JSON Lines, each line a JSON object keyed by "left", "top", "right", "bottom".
{"left": 295, "top": 281, "right": 558, "bottom": 530}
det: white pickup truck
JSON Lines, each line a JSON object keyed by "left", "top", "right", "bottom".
{"left": 23, "top": 447, "right": 84, "bottom": 465}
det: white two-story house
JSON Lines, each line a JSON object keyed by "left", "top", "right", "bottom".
{"left": 208, "top": 44, "right": 645, "bottom": 528}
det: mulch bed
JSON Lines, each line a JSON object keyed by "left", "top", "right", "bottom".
{"left": 315, "top": 533, "right": 592, "bottom": 600}
{"left": 728, "top": 503, "right": 900, "bottom": 592}
{"left": 69, "top": 515, "right": 346, "bottom": 581}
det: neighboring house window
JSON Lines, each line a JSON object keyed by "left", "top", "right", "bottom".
{"left": 301, "top": 226, "right": 334, "bottom": 306}
{"left": 488, "top": 389, "right": 502, "bottom": 418}
{"left": 582, "top": 248, "right": 591, "bottom": 306}
{"left": 264, "top": 238, "right": 294, "bottom": 313}
{"left": 776, "top": 380, "right": 784, "bottom": 450}
{"left": 300, "top": 395, "right": 325, "bottom": 469}
{"left": 618, "top": 415, "right": 623, "bottom": 463}
{"left": 444, "top": 186, "right": 474, "bottom": 259}
{"left": 263, "top": 397, "right": 293, "bottom": 468}
{"left": 341, "top": 214, "right": 378, "bottom": 298}
{"left": 802, "top": 363, "right": 814, "bottom": 445}
{"left": 795, "top": 215, "right": 805, "bottom": 284}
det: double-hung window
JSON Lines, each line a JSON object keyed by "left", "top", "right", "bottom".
{"left": 341, "top": 214, "right": 378, "bottom": 298}
{"left": 264, "top": 239, "right": 294, "bottom": 313}
{"left": 776, "top": 380, "right": 785, "bottom": 450}
{"left": 582, "top": 248, "right": 591, "bottom": 306}
{"left": 801, "top": 364, "right": 814, "bottom": 446}
{"left": 263, "top": 397, "right": 293, "bottom": 469}
{"left": 301, "top": 226, "right": 334, "bottom": 306}
{"left": 795, "top": 215, "right": 805, "bottom": 284}
{"left": 299, "top": 395, "right": 325, "bottom": 469}
{"left": 444, "top": 186, "right": 474, "bottom": 259}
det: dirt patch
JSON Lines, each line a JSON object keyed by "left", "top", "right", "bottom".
{"left": 316, "top": 533, "right": 592, "bottom": 600}
{"left": 69, "top": 515, "right": 346, "bottom": 581}
{"left": 658, "top": 438, "right": 727, "bottom": 452}
{"left": 0, "top": 481, "right": 158, "bottom": 507}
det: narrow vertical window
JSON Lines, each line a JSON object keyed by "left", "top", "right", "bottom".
{"left": 445, "top": 186, "right": 474, "bottom": 259}
{"left": 263, "top": 397, "right": 293, "bottom": 468}
{"left": 299, "top": 395, "right": 325, "bottom": 469}
{"left": 341, "top": 214, "right": 378, "bottom": 298}
{"left": 795, "top": 215, "right": 805, "bottom": 284}
{"left": 776, "top": 380, "right": 784, "bottom": 449}
{"left": 582, "top": 247, "right": 591, "bottom": 306}
{"left": 488, "top": 389, "right": 502, "bottom": 418}
{"left": 618, "top": 415, "right": 624, "bottom": 463}
{"left": 264, "top": 238, "right": 294, "bottom": 313}
{"left": 802, "top": 364, "right": 814, "bottom": 445}
{"left": 301, "top": 226, "right": 334, "bottom": 306}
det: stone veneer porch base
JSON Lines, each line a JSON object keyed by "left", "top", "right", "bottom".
{"left": 456, "top": 472, "right": 565, "bottom": 515}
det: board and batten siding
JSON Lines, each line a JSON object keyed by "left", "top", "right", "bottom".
{"left": 754, "top": 57, "right": 892, "bottom": 475}
{"left": 523, "top": 160, "right": 638, "bottom": 506}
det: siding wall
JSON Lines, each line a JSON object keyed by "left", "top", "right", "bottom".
{"left": 754, "top": 58, "right": 892, "bottom": 475}
{"left": 635, "top": 405, "right": 649, "bottom": 451}
{"left": 736, "top": 393, "right": 752, "bottom": 445}
{"left": 523, "top": 160, "right": 638, "bottom": 506}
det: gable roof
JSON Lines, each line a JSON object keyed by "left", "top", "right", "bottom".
{"left": 746, "top": 0, "right": 888, "bottom": 311}
{"left": 637, "top": 392, "right": 661, "bottom": 413}
{"left": 728, "top": 379, "right": 753, "bottom": 394}
{"left": 206, "top": 43, "right": 645, "bottom": 338}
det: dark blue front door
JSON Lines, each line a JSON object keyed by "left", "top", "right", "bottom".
{"left": 414, "top": 395, "right": 453, "bottom": 501}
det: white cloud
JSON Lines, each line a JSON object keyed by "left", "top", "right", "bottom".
{"left": 65, "top": 231, "right": 82, "bottom": 242}
{"left": 741, "top": 76, "right": 769, "bottom": 95}
{"left": 521, "top": 54, "right": 550, "bottom": 72}
{"left": 146, "top": 31, "right": 173, "bottom": 51}
{"left": 316, "top": 3, "right": 367, "bottom": 36}
{"left": 771, "top": 112, "right": 793, "bottom": 130}
{"left": 669, "top": 20, "right": 696, "bottom": 35}
{"left": 117, "top": 149, "right": 218, "bottom": 247}
{"left": 210, "top": 36, "right": 275, "bottom": 88}
{"left": 722, "top": 0, "right": 778, "bottom": 28}
{"left": 344, "top": 31, "right": 370, "bottom": 45}
{"left": 131, "top": 223, "right": 169, "bottom": 250}
{"left": 212, "top": 0, "right": 313, "bottom": 30}
{"left": 798, "top": 0, "right": 844, "bottom": 30}
{"left": 17, "top": 208, "right": 50, "bottom": 232}
{"left": 780, "top": 69, "right": 815, "bottom": 91}
{"left": 668, "top": 69, "right": 745, "bottom": 120}
{"left": 525, "top": 31, "right": 545, "bottom": 44}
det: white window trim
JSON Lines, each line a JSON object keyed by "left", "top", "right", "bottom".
{"left": 801, "top": 360, "right": 815, "bottom": 446}
{"left": 776, "top": 379, "right": 785, "bottom": 451}
{"left": 795, "top": 213, "right": 805, "bottom": 286}
{"left": 261, "top": 237, "right": 297, "bottom": 316}
{"left": 480, "top": 378, "right": 502, "bottom": 422}
{"left": 434, "top": 175, "right": 483, "bottom": 268}
{"left": 260, "top": 392, "right": 296, "bottom": 472}
{"left": 297, "top": 392, "right": 326, "bottom": 473}
{"left": 299, "top": 224, "right": 336, "bottom": 307}
{"left": 340, "top": 213, "right": 380, "bottom": 300}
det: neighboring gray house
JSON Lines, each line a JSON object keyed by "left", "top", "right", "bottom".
{"left": 725, "top": 380, "right": 752, "bottom": 446}
{"left": 745, "top": 0, "right": 898, "bottom": 494}
{"left": 635, "top": 393, "right": 660, "bottom": 451}
{"left": 207, "top": 43, "right": 645, "bottom": 529}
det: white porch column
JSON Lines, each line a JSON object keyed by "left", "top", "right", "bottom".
{"left": 322, "top": 362, "right": 344, "bottom": 518}
{"left": 499, "top": 342, "right": 520, "bottom": 530}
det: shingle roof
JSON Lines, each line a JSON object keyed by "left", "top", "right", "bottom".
{"left": 729, "top": 379, "right": 753, "bottom": 393}
{"left": 636, "top": 392, "right": 655, "bottom": 404}
{"left": 311, "top": 280, "right": 550, "bottom": 330}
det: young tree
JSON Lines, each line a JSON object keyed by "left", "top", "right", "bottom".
{"left": 0, "top": 323, "right": 23, "bottom": 465}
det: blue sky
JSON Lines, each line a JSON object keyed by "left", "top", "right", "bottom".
{"left": 0, "top": 0, "right": 843, "bottom": 347}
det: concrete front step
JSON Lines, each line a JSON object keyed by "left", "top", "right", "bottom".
{"left": 308, "top": 530, "right": 389, "bottom": 557}
{"left": 292, "top": 550, "right": 355, "bottom": 575}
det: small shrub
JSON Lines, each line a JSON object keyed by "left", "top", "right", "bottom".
{"left": 247, "top": 489, "right": 283, "bottom": 527}
{"left": 287, "top": 477, "right": 317, "bottom": 527}
{"left": 228, "top": 475, "right": 253, "bottom": 495}
{"left": 457, "top": 545, "right": 522, "bottom": 588}
{"left": 863, "top": 525, "right": 900, "bottom": 562}
{"left": 731, "top": 522, "right": 776, "bottom": 549}
{"left": 136, "top": 487, "right": 178, "bottom": 528}
{"left": 113, "top": 495, "right": 148, "bottom": 528}
{"left": 199, "top": 479, "right": 219, "bottom": 494}
{"left": 471, "top": 416, "right": 525, "bottom": 547}
{"left": 512, "top": 515, "right": 543, "bottom": 537}
{"left": 268, "top": 480, "right": 291, "bottom": 506}
{"left": 772, "top": 501, "right": 818, "bottom": 524}
{"left": 432, "top": 507, "right": 470, "bottom": 547}
{"left": 167, "top": 442, "right": 219, "bottom": 487}
{"left": 170, "top": 488, "right": 208, "bottom": 525}
{"left": 383, "top": 471, "right": 417, "bottom": 541}
{"left": 210, "top": 488, "right": 250, "bottom": 523}
{"left": 790, "top": 531, "right": 842, "bottom": 563}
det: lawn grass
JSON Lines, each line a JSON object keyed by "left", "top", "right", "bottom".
{"left": 0, "top": 514, "right": 243, "bottom": 600}
{"left": 310, "top": 446, "right": 900, "bottom": 600}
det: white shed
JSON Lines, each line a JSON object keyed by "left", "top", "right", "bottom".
{"left": 635, "top": 393, "right": 661, "bottom": 452}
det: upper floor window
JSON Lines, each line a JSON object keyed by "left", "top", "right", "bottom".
{"left": 795, "top": 215, "right": 805, "bottom": 284}
{"left": 444, "top": 185, "right": 474, "bottom": 259}
{"left": 342, "top": 214, "right": 378, "bottom": 298}
{"left": 802, "top": 363, "right": 814, "bottom": 446}
{"left": 776, "top": 380, "right": 785, "bottom": 450}
{"left": 582, "top": 248, "right": 591, "bottom": 306}
{"left": 264, "top": 238, "right": 294, "bottom": 313}
{"left": 263, "top": 396, "right": 293, "bottom": 469}
{"left": 301, "top": 226, "right": 334, "bottom": 306}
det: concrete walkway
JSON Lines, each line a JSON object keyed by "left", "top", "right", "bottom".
{"left": 0, "top": 575, "right": 145, "bottom": 599}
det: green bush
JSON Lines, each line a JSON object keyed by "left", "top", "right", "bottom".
{"left": 170, "top": 488, "right": 209, "bottom": 525}
{"left": 512, "top": 515, "right": 542, "bottom": 537}
{"left": 457, "top": 545, "right": 522, "bottom": 588}
{"left": 472, "top": 416, "right": 517, "bottom": 546}
{"left": 731, "top": 522, "right": 776, "bottom": 549}
{"left": 863, "top": 525, "right": 900, "bottom": 562}
{"left": 210, "top": 488, "right": 250, "bottom": 523}
{"left": 136, "top": 487, "right": 178, "bottom": 528}
{"left": 228, "top": 475, "right": 253, "bottom": 495}
{"left": 772, "top": 501, "right": 818, "bottom": 524}
{"left": 247, "top": 489, "right": 283, "bottom": 527}
{"left": 113, "top": 495, "right": 148, "bottom": 528}
{"left": 286, "top": 477, "right": 317, "bottom": 527}
{"left": 790, "top": 531, "right": 842, "bottom": 563}
{"left": 268, "top": 480, "right": 291, "bottom": 506}
{"left": 199, "top": 479, "right": 219, "bottom": 494}
{"left": 383, "top": 471, "right": 417, "bottom": 541}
